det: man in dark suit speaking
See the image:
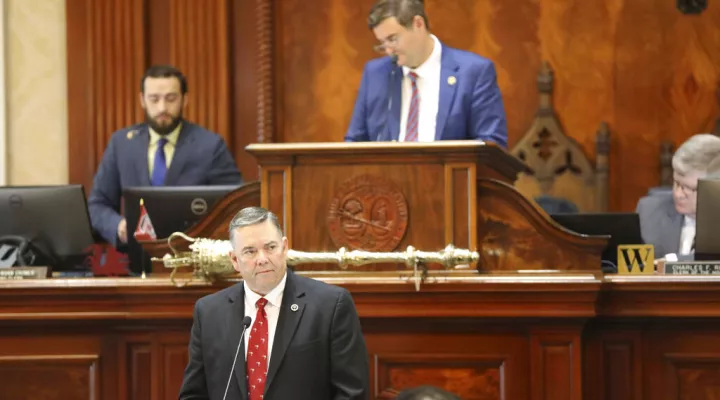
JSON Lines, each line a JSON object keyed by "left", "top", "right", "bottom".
{"left": 178, "top": 207, "right": 370, "bottom": 400}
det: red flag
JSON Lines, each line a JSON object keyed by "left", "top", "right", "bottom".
{"left": 133, "top": 198, "right": 157, "bottom": 240}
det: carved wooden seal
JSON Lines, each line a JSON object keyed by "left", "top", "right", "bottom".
{"left": 327, "top": 175, "right": 408, "bottom": 251}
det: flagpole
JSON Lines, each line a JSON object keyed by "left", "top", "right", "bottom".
{"left": 134, "top": 197, "right": 157, "bottom": 279}
{"left": 140, "top": 198, "right": 147, "bottom": 279}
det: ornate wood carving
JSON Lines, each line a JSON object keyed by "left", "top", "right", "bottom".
{"left": 594, "top": 123, "right": 610, "bottom": 212}
{"left": 240, "top": 142, "right": 533, "bottom": 272}
{"left": 6, "top": 276, "right": 720, "bottom": 398}
{"left": 142, "top": 142, "right": 602, "bottom": 274}
{"left": 476, "top": 178, "right": 607, "bottom": 271}
{"left": 660, "top": 141, "right": 675, "bottom": 187}
{"left": 0, "top": 355, "right": 99, "bottom": 400}
{"left": 327, "top": 174, "right": 409, "bottom": 252}
{"left": 255, "top": 0, "right": 275, "bottom": 143}
{"left": 511, "top": 62, "right": 611, "bottom": 213}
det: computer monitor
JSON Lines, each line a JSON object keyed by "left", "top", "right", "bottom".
{"left": 0, "top": 185, "right": 94, "bottom": 270}
{"left": 550, "top": 212, "right": 644, "bottom": 272}
{"left": 122, "top": 185, "right": 242, "bottom": 274}
{"left": 695, "top": 177, "right": 720, "bottom": 261}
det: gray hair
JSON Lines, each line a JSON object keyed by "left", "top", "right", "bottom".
{"left": 707, "top": 155, "right": 720, "bottom": 178}
{"left": 228, "top": 207, "right": 283, "bottom": 245}
{"left": 672, "top": 133, "right": 720, "bottom": 176}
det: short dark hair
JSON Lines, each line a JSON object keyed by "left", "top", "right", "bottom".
{"left": 140, "top": 64, "right": 188, "bottom": 94}
{"left": 228, "top": 207, "right": 284, "bottom": 245}
{"left": 395, "top": 386, "right": 461, "bottom": 400}
{"left": 368, "top": 0, "right": 429, "bottom": 31}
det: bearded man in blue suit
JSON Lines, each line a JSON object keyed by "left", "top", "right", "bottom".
{"left": 345, "top": 0, "right": 508, "bottom": 147}
{"left": 88, "top": 65, "right": 242, "bottom": 247}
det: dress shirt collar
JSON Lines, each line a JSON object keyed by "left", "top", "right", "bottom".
{"left": 402, "top": 34, "right": 442, "bottom": 79}
{"left": 244, "top": 270, "right": 287, "bottom": 309}
{"left": 148, "top": 122, "right": 182, "bottom": 146}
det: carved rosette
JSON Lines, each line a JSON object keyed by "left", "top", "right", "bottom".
{"left": 327, "top": 175, "right": 409, "bottom": 251}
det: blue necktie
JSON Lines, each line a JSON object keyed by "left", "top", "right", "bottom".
{"left": 151, "top": 138, "right": 168, "bottom": 186}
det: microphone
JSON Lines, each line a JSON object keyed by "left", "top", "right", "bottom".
{"left": 380, "top": 54, "right": 399, "bottom": 142}
{"left": 222, "top": 315, "right": 252, "bottom": 400}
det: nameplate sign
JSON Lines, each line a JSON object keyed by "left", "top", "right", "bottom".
{"left": 0, "top": 267, "right": 50, "bottom": 280}
{"left": 617, "top": 244, "right": 655, "bottom": 274}
{"left": 663, "top": 261, "right": 720, "bottom": 275}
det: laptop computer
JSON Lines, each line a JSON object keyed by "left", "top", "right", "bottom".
{"left": 550, "top": 212, "right": 644, "bottom": 272}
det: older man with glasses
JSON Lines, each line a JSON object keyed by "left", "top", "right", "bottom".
{"left": 344, "top": 0, "right": 508, "bottom": 147}
{"left": 637, "top": 133, "right": 720, "bottom": 260}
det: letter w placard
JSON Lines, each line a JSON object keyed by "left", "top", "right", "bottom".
{"left": 617, "top": 245, "right": 655, "bottom": 274}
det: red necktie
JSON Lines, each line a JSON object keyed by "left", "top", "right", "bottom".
{"left": 247, "top": 298, "right": 268, "bottom": 400}
{"left": 405, "top": 71, "right": 420, "bottom": 142}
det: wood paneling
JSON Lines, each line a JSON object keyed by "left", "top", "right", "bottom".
{"left": 128, "top": 342, "right": 152, "bottom": 400}
{"left": 240, "top": 142, "right": 554, "bottom": 274}
{"left": 531, "top": 329, "right": 583, "bottom": 400}
{"left": 0, "top": 355, "right": 99, "bottom": 400}
{"left": 67, "top": 0, "right": 258, "bottom": 193}
{"left": 7, "top": 275, "right": 720, "bottom": 399}
{"left": 67, "top": 0, "right": 147, "bottom": 192}
{"left": 67, "top": 0, "right": 720, "bottom": 210}
{"left": 274, "top": 0, "right": 720, "bottom": 210}
{"left": 148, "top": 0, "right": 232, "bottom": 145}
{"left": 374, "top": 352, "right": 511, "bottom": 399}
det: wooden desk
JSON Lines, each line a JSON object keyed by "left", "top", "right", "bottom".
{"left": 1, "top": 273, "right": 719, "bottom": 400}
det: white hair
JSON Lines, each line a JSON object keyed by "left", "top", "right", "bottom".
{"left": 672, "top": 134, "right": 720, "bottom": 176}
{"left": 707, "top": 155, "right": 720, "bottom": 178}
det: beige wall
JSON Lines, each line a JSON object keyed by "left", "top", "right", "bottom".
{"left": 0, "top": 2, "right": 6, "bottom": 185}
{"left": 5, "top": 0, "right": 68, "bottom": 185}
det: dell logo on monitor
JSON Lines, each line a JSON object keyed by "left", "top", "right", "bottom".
{"left": 8, "top": 194, "right": 22, "bottom": 208}
{"left": 190, "top": 198, "right": 208, "bottom": 215}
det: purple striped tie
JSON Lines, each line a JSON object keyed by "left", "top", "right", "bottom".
{"left": 405, "top": 72, "right": 420, "bottom": 142}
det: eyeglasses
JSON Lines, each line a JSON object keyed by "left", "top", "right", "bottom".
{"left": 240, "top": 243, "right": 282, "bottom": 261}
{"left": 373, "top": 34, "right": 400, "bottom": 54}
{"left": 673, "top": 179, "right": 697, "bottom": 196}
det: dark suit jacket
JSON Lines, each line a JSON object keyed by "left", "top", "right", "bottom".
{"left": 636, "top": 191, "right": 683, "bottom": 257}
{"left": 178, "top": 270, "right": 370, "bottom": 400}
{"left": 344, "top": 44, "right": 508, "bottom": 147}
{"left": 88, "top": 122, "right": 242, "bottom": 246}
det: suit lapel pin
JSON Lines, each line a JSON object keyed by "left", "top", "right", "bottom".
{"left": 126, "top": 130, "right": 137, "bottom": 140}
{"left": 290, "top": 304, "right": 299, "bottom": 312}
{"left": 448, "top": 76, "right": 457, "bottom": 86}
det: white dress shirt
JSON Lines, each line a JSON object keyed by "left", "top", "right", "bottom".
{"left": 678, "top": 215, "right": 696, "bottom": 255}
{"left": 243, "top": 272, "right": 287, "bottom": 369}
{"left": 398, "top": 34, "right": 442, "bottom": 142}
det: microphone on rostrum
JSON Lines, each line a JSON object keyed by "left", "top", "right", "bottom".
{"left": 222, "top": 315, "right": 252, "bottom": 400}
{"left": 379, "top": 54, "right": 399, "bottom": 142}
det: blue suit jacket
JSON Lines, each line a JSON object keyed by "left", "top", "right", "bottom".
{"left": 88, "top": 121, "right": 243, "bottom": 246}
{"left": 344, "top": 44, "right": 508, "bottom": 147}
